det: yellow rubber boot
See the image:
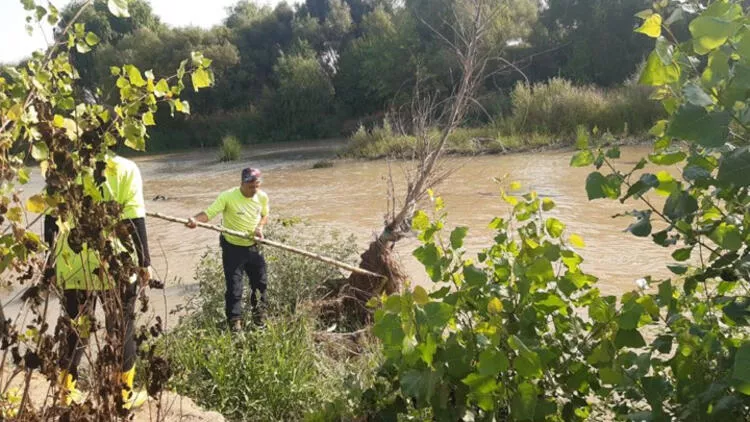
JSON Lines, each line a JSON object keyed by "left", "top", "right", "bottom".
{"left": 58, "top": 370, "right": 84, "bottom": 406}
{"left": 120, "top": 366, "right": 148, "bottom": 410}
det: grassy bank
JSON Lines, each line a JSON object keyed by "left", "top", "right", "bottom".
{"left": 342, "top": 79, "right": 663, "bottom": 159}
{"left": 155, "top": 219, "right": 380, "bottom": 421}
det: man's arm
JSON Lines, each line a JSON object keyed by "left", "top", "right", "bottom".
{"left": 186, "top": 212, "right": 209, "bottom": 228}
{"left": 255, "top": 214, "right": 268, "bottom": 239}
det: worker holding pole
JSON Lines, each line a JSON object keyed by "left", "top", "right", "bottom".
{"left": 186, "top": 167, "right": 269, "bottom": 332}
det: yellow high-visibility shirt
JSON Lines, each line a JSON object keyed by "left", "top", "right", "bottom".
{"left": 55, "top": 155, "right": 146, "bottom": 290}
{"left": 205, "top": 188, "right": 269, "bottom": 247}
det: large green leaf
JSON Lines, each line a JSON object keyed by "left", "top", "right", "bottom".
{"left": 450, "top": 226, "right": 468, "bottom": 249}
{"left": 589, "top": 297, "right": 615, "bottom": 323}
{"left": 689, "top": 2, "right": 742, "bottom": 55}
{"left": 509, "top": 336, "right": 543, "bottom": 379}
{"left": 586, "top": 172, "right": 621, "bottom": 200}
{"left": 710, "top": 223, "right": 743, "bottom": 251}
{"left": 639, "top": 50, "right": 680, "bottom": 86}
{"left": 192, "top": 68, "right": 212, "bottom": 91}
{"left": 615, "top": 329, "right": 646, "bottom": 349}
{"left": 666, "top": 105, "right": 730, "bottom": 147}
{"left": 717, "top": 146, "right": 750, "bottom": 187}
{"left": 635, "top": 13, "right": 662, "bottom": 38}
{"left": 733, "top": 342, "right": 750, "bottom": 388}
{"left": 511, "top": 382, "right": 537, "bottom": 421}
{"left": 663, "top": 190, "right": 698, "bottom": 221}
{"left": 478, "top": 348, "right": 509, "bottom": 376}
{"left": 683, "top": 82, "right": 713, "bottom": 107}
{"left": 525, "top": 258, "right": 554, "bottom": 284}
{"left": 401, "top": 369, "right": 440, "bottom": 405}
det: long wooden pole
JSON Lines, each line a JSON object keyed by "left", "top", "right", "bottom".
{"left": 146, "top": 212, "right": 385, "bottom": 280}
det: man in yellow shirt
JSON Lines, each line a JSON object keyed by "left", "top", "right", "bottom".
{"left": 44, "top": 154, "right": 151, "bottom": 409}
{"left": 186, "top": 167, "right": 269, "bottom": 331}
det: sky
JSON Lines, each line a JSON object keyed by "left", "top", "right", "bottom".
{"left": 0, "top": 0, "right": 296, "bottom": 63}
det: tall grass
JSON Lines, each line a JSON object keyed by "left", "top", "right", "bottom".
{"left": 509, "top": 77, "right": 662, "bottom": 135}
{"left": 344, "top": 79, "right": 664, "bottom": 159}
{"left": 158, "top": 220, "right": 378, "bottom": 421}
{"left": 218, "top": 135, "right": 242, "bottom": 162}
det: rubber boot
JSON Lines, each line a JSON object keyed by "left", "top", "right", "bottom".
{"left": 120, "top": 365, "right": 148, "bottom": 410}
{"left": 58, "top": 370, "right": 84, "bottom": 406}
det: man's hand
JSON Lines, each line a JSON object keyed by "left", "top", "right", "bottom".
{"left": 138, "top": 266, "right": 152, "bottom": 287}
{"left": 254, "top": 226, "right": 264, "bottom": 239}
{"left": 186, "top": 217, "right": 197, "bottom": 229}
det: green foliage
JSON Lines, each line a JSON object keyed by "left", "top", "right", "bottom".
{"left": 218, "top": 134, "right": 241, "bottom": 162}
{"left": 259, "top": 44, "right": 337, "bottom": 141}
{"left": 572, "top": 1, "right": 750, "bottom": 419}
{"left": 362, "top": 190, "right": 610, "bottom": 420}
{"left": 161, "top": 220, "right": 375, "bottom": 421}
{"left": 510, "top": 78, "right": 663, "bottom": 135}
{"left": 1, "top": 0, "right": 214, "bottom": 418}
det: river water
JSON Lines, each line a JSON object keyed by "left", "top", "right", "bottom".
{"left": 4, "top": 141, "right": 675, "bottom": 325}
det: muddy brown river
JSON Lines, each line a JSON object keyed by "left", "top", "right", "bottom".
{"left": 3, "top": 141, "right": 674, "bottom": 325}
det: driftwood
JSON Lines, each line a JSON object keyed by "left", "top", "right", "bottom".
{"left": 146, "top": 212, "right": 385, "bottom": 280}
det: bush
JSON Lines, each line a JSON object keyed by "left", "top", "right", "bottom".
{"left": 218, "top": 135, "right": 242, "bottom": 162}
{"left": 159, "top": 219, "right": 375, "bottom": 421}
{"left": 510, "top": 77, "right": 663, "bottom": 136}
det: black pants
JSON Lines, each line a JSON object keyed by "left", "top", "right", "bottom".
{"left": 220, "top": 235, "right": 268, "bottom": 322}
{"left": 59, "top": 282, "right": 137, "bottom": 379}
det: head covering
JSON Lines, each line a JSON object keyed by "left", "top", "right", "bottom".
{"left": 241, "top": 167, "right": 262, "bottom": 183}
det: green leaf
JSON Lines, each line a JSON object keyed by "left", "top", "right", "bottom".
{"left": 464, "top": 265, "right": 487, "bottom": 287}
{"left": 599, "top": 367, "right": 622, "bottom": 385}
{"left": 639, "top": 50, "right": 680, "bottom": 86}
{"left": 545, "top": 218, "right": 565, "bottom": 238}
{"left": 450, "top": 226, "right": 468, "bottom": 249}
{"left": 663, "top": 190, "right": 698, "bottom": 221}
{"left": 31, "top": 142, "right": 49, "bottom": 160}
{"left": 689, "top": 15, "right": 741, "bottom": 55}
{"left": 108, "top": 0, "right": 130, "bottom": 18}
{"left": 666, "top": 105, "right": 730, "bottom": 147}
{"left": 717, "top": 146, "right": 750, "bottom": 187}
{"left": 683, "top": 82, "right": 713, "bottom": 107}
{"left": 702, "top": 50, "right": 730, "bottom": 87}
{"left": 463, "top": 372, "right": 498, "bottom": 411}
{"left": 509, "top": 336, "right": 543, "bottom": 379}
{"left": 487, "top": 297, "right": 503, "bottom": 314}
{"left": 623, "top": 174, "right": 659, "bottom": 201}
{"left": 710, "top": 223, "right": 743, "bottom": 251}
{"left": 478, "top": 348, "right": 509, "bottom": 376}
{"left": 372, "top": 312, "right": 404, "bottom": 352}
{"left": 422, "top": 302, "right": 453, "bottom": 328}
{"left": 732, "top": 342, "right": 750, "bottom": 386}
{"left": 635, "top": 13, "right": 662, "bottom": 38}
{"left": 85, "top": 32, "right": 100, "bottom": 47}
{"left": 615, "top": 329, "right": 646, "bottom": 349}
{"left": 413, "top": 286, "right": 429, "bottom": 305}
{"left": 589, "top": 298, "right": 614, "bottom": 323}
{"left": 401, "top": 369, "right": 439, "bottom": 404}
{"left": 648, "top": 151, "right": 686, "bottom": 165}
{"left": 191, "top": 68, "right": 212, "bottom": 91}
{"left": 586, "top": 172, "right": 621, "bottom": 200}
{"left": 127, "top": 65, "right": 146, "bottom": 87}
{"left": 142, "top": 111, "right": 155, "bottom": 126}
{"left": 511, "top": 382, "right": 537, "bottom": 421}
{"left": 570, "top": 150, "right": 594, "bottom": 167}
{"left": 412, "top": 210, "right": 430, "bottom": 231}
{"left": 672, "top": 247, "right": 693, "bottom": 262}
{"left": 619, "top": 302, "right": 645, "bottom": 330}
{"left": 418, "top": 334, "right": 437, "bottom": 366}
{"left": 525, "top": 258, "right": 554, "bottom": 284}
{"left": 123, "top": 121, "right": 146, "bottom": 151}
{"left": 154, "top": 79, "right": 170, "bottom": 98}
{"left": 542, "top": 198, "right": 555, "bottom": 211}
{"left": 25, "top": 195, "right": 45, "bottom": 213}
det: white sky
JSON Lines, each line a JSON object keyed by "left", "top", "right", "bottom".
{"left": 0, "top": 0, "right": 298, "bottom": 63}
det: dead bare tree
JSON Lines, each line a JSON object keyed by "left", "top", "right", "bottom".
{"left": 343, "top": 0, "right": 512, "bottom": 314}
